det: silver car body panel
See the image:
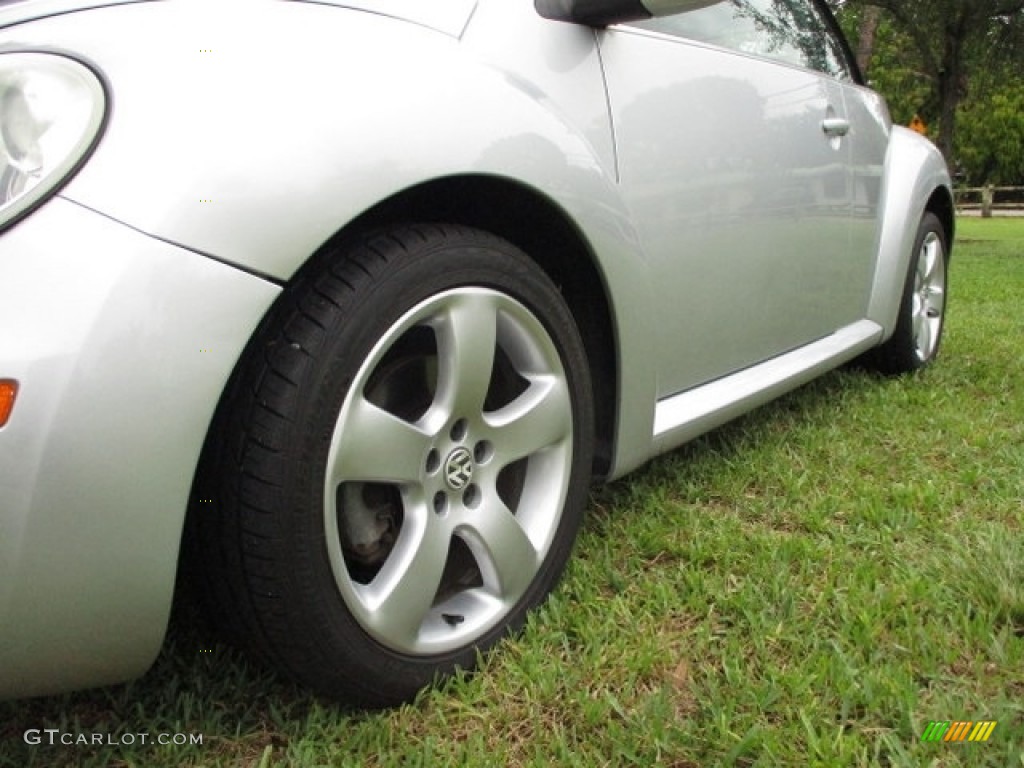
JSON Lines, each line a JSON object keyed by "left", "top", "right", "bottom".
{"left": 36, "top": 2, "right": 631, "bottom": 277}
{"left": 653, "top": 319, "right": 882, "bottom": 451}
{"left": 866, "top": 126, "right": 953, "bottom": 337}
{"left": 0, "top": 0, "right": 149, "bottom": 29}
{"left": 13, "top": 0, "right": 663, "bottom": 479}
{"left": 0, "top": 0, "right": 951, "bottom": 697}
{"left": 292, "top": 0, "right": 479, "bottom": 37}
{"left": 0, "top": 0, "right": 476, "bottom": 36}
{"left": 599, "top": 23, "right": 874, "bottom": 397}
{"left": 0, "top": 198, "right": 279, "bottom": 699}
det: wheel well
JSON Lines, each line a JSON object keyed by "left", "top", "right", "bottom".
{"left": 927, "top": 186, "right": 955, "bottom": 255}
{"left": 333, "top": 175, "right": 618, "bottom": 477}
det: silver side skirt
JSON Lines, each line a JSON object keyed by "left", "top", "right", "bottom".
{"left": 653, "top": 319, "right": 883, "bottom": 452}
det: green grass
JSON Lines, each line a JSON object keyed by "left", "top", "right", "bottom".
{"left": 2, "top": 218, "right": 1022, "bottom": 768}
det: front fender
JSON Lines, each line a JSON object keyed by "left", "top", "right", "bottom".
{"left": 12, "top": 1, "right": 626, "bottom": 282}
{"left": 866, "top": 126, "right": 953, "bottom": 338}
{"left": 16, "top": 0, "right": 660, "bottom": 480}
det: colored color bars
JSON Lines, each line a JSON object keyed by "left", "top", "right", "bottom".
{"left": 921, "top": 721, "right": 997, "bottom": 742}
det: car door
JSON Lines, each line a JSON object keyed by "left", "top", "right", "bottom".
{"left": 598, "top": 0, "right": 874, "bottom": 398}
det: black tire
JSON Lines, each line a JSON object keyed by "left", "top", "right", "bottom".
{"left": 865, "top": 211, "right": 948, "bottom": 374}
{"left": 189, "top": 224, "right": 594, "bottom": 706}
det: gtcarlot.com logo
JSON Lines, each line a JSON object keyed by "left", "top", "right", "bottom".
{"left": 24, "top": 729, "right": 203, "bottom": 746}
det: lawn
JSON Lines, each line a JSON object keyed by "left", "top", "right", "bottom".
{"left": 1, "top": 218, "right": 1021, "bottom": 768}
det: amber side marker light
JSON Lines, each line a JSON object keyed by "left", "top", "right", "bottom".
{"left": 0, "top": 380, "right": 18, "bottom": 428}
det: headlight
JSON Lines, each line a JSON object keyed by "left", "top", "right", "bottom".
{"left": 0, "top": 53, "right": 106, "bottom": 231}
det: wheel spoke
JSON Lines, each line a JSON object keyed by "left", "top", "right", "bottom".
{"left": 357, "top": 501, "right": 450, "bottom": 649}
{"left": 329, "top": 396, "right": 431, "bottom": 485}
{"left": 914, "top": 309, "right": 932, "bottom": 358}
{"left": 913, "top": 231, "right": 945, "bottom": 360}
{"left": 923, "top": 243, "right": 945, "bottom": 313}
{"left": 458, "top": 501, "right": 539, "bottom": 600}
{"left": 433, "top": 293, "right": 498, "bottom": 417}
{"left": 489, "top": 376, "right": 571, "bottom": 465}
{"left": 921, "top": 236, "right": 940, "bottom": 284}
{"left": 917, "top": 249, "right": 930, "bottom": 286}
{"left": 925, "top": 284, "right": 945, "bottom": 316}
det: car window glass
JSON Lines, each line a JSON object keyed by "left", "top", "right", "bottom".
{"left": 628, "top": 0, "right": 851, "bottom": 79}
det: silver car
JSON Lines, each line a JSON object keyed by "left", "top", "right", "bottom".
{"left": 0, "top": 0, "right": 952, "bottom": 706}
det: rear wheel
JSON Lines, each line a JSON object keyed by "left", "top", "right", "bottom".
{"left": 866, "top": 211, "right": 948, "bottom": 374}
{"left": 191, "top": 224, "right": 593, "bottom": 706}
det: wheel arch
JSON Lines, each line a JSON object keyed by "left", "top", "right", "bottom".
{"left": 866, "top": 126, "right": 955, "bottom": 340}
{"left": 926, "top": 184, "right": 955, "bottom": 259}
{"left": 325, "top": 174, "right": 619, "bottom": 478}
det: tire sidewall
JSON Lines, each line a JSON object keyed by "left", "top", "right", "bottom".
{"left": 270, "top": 228, "right": 594, "bottom": 701}
{"left": 899, "top": 211, "right": 948, "bottom": 369}
{"left": 869, "top": 211, "right": 949, "bottom": 375}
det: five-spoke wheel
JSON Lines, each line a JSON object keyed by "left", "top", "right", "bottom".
{"left": 865, "top": 211, "right": 948, "bottom": 374}
{"left": 324, "top": 286, "right": 576, "bottom": 656}
{"left": 192, "top": 224, "right": 593, "bottom": 706}
{"left": 910, "top": 227, "right": 946, "bottom": 364}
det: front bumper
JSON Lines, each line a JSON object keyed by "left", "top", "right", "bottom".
{"left": 0, "top": 197, "right": 278, "bottom": 699}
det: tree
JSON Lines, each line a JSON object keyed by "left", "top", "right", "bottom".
{"left": 830, "top": 1, "right": 1024, "bottom": 164}
{"left": 956, "top": 83, "right": 1024, "bottom": 184}
{"left": 854, "top": 5, "right": 882, "bottom": 77}
{"left": 954, "top": 24, "right": 1024, "bottom": 184}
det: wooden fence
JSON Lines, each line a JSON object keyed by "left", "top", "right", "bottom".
{"left": 955, "top": 185, "right": 1024, "bottom": 217}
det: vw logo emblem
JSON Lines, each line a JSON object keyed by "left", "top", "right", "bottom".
{"left": 444, "top": 447, "right": 474, "bottom": 490}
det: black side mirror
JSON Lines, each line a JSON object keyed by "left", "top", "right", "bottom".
{"left": 534, "top": 0, "right": 652, "bottom": 27}
{"left": 536, "top": 0, "right": 727, "bottom": 27}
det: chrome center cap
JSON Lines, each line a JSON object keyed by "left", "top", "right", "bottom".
{"left": 444, "top": 447, "right": 474, "bottom": 491}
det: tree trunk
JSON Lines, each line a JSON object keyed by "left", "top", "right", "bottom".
{"left": 856, "top": 6, "right": 883, "bottom": 78}
{"left": 936, "top": 71, "right": 958, "bottom": 162}
{"left": 935, "top": 25, "right": 965, "bottom": 164}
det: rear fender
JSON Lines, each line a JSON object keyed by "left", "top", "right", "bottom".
{"left": 866, "top": 126, "right": 952, "bottom": 339}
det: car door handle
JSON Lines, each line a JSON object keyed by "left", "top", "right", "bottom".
{"left": 822, "top": 117, "right": 851, "bottom": 137}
